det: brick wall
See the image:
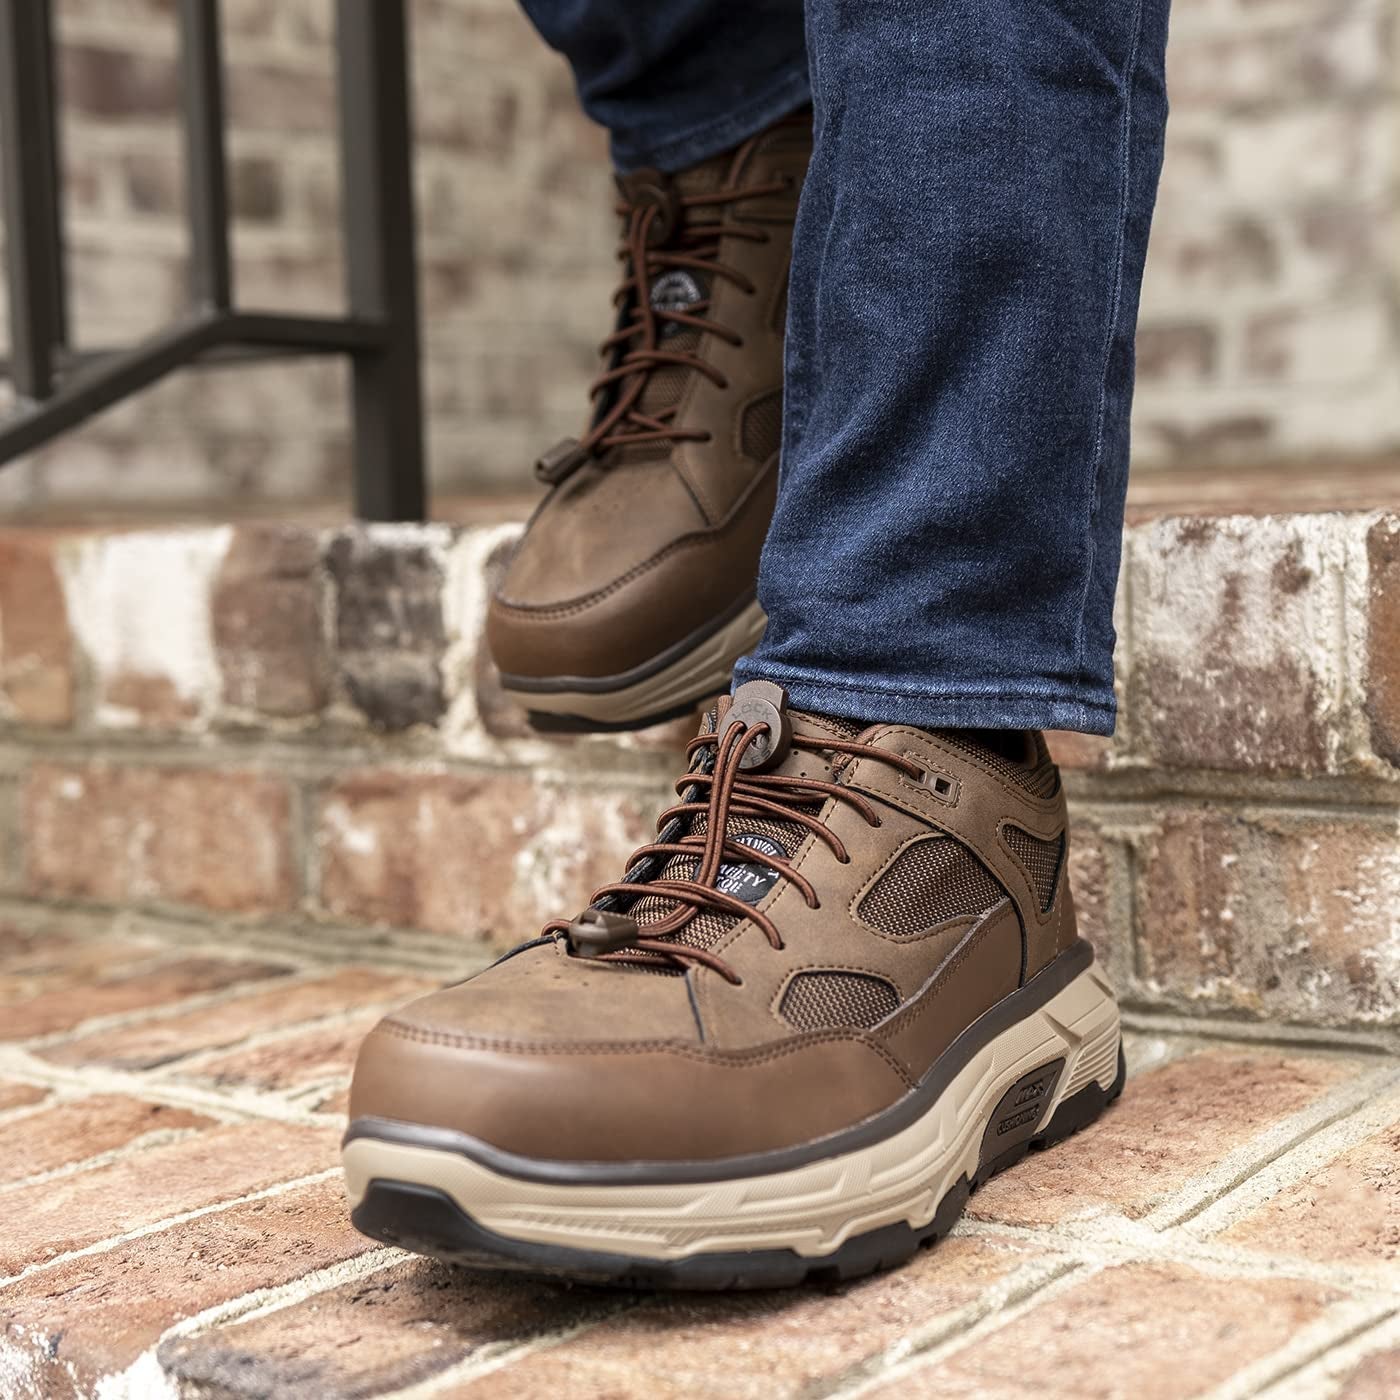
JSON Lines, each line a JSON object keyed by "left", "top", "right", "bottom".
{"left": 0, "top": 0, "right": 1396, "bottom": 517}
{"left": 3, "top": 509, "right": 1398, "bottom": 1031}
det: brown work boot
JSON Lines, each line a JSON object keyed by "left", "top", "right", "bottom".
{"left": 485, "top": 113, "right": 811, "bottom": 730}
{"left": 344, "top": 681, "right": 1124, "bottom": 1288}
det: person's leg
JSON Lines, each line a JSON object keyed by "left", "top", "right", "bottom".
{"left": 734, "top": 0, "right": 1171, "bottom": 738}
{"left": 518, "top": 0, "right": 810, "bottom": 171}
{"left": 346, "top": 1, "right": 1173, "bottom": 1288}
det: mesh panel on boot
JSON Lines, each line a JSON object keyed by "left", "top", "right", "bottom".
{"left": 1003, "top": 825, "right": 1065, "bottom": 913}
{"left": 628, "top": 811, "right": 808, "bottom": 953}
{"left": 617, "top": 712, "right": 857, "bottom": 956}
{"left": 740, "top": 390, "right": 782, "bottom": 463}
{"left": 779, "top": 971, "right": 900, "bottom": 1031}
{"left": 857, "top": 836, "right": 1006, "bottom": 939}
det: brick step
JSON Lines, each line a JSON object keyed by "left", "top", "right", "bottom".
{"left": 1, "top": 510, "right": 1397, "bottom": 1031}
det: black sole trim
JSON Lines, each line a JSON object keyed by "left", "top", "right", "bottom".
{"left": 524, "top": 699, "right": 707, "bottom": 735}
{"left": 498, "top": 591, "right": 758, "bottom": 698}
{"left": 348, "top": 1046, "right": 1126, "bottom": 1293}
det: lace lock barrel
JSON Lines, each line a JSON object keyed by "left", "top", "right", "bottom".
{"left": 719, "top": 679, "right": 793, "bottom": 772}
{"left": 535, "top": 438, "right": 591, "bottom": 485}
{"left": 567, "top": 909, "right": 641, "bottom": 958}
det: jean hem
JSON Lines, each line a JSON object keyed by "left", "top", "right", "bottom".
{"left": 610, "top": 68, "right": 812, "bottom": 173}
{"left": 730, "top": 664, "right": 1118, "bottom": 737}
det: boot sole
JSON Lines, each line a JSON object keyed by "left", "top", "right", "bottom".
{"left": 343, "top": 951, "right": 1122, "bottom": 1291}
{"left": 499, "top": 597, "right": 767, "bottom": 732}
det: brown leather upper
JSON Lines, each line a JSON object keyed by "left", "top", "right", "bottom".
{"left": 486, "top": 114, "right": 811, "bottom": 682}
{"left": 349, "top": 706, "right": 1082, "bottom": 1164}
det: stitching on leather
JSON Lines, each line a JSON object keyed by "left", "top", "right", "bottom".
{"left": 494, "top": 463, "right": 775, "bottom": 619}
{"left": 767, "top": 962, "right": 907, "bottom": 1023}
{"left": 850, "top": 730, "right": 1060, "bottom": 933}
{"left": 379, "top": 1017, "right": 902, "bottom": 1074}
{"left": 880, "top": 728, "right": 1047, "bottom": 813}
{"left": 846, "top": 830, "right": 998, "bottom": 946}
{"left": 493, "top": 527, "right": 733, "bottom": 621}
{"left": 878, "top": 906, "right": 1008, "bottom": 1042}
{"left": 996, "top": 818, "right": 1060, "bottom": 928}
{"left": 854, "top": 1031, "right": 917, "bottom": 1089}
{"left": 896, "top": 748, "right": 961, "bottom": 809}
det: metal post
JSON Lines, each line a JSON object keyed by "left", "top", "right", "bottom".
{"left": 334, "top": 0, "right": 427, "bottom": 522}
{"left": 0, "top": 0, "right": 64, "bottom": 399}
{"left": 178, "top": 0, "right": 232, "bottom": 310}
{"left": 33, "top": 0, "right": 67, "bottom": 348}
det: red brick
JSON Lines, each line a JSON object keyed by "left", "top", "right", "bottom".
{"left": 0, "top": 1122, "right": 337, "bottom": 1275}
{"left": 870, "top": 1263, "right": 1340, "bottom": 1400}
{"left": 310, "top": 1085, "right": 350, "bottom": 1116}
{"left": 971, "top": 1047, "right": 1358, "bottom": 1227}
{"left": 1225, "top": 1113, "right": 1400, "bottom": 1263}
{"left": 1047, "top": 730, "right": 1113, "bottom": 771}
{"left": 226, "top": 62, "right": 336, "bottom": 136}
{"left": 316, "top": 769, "right": 652, "bottom": 945}
{"left": 1064, "top": 815, "right": 1132, "bottom": 987}
{"left": 0, "top": 535, "right": 74, "bottom": 727}
{"left": 61, "top": 43, "right": 178, "bottom": 120}
{"left": 42, "top": 968, "right": 434, "bottom": 1071}
{"left": 449, "top": 1237, "right": 1036, "bottom": 1400}
{"left": 24, "top": 764, "right": 298, "bottom": 914}
{"left": 0, "top": 1095, "right": 211, "bottom": 1187}
{"left": 60, "top": 529, "right": 230, "bottom": 728}
{"left": 1366, "top": 515, "right": 1400, "bottom": 765}
{"left": 1129, "top": 515, "right": 1346, "bottom": 774}
{"left": 1136, "top": 809, "right": 1400, "bottom": 1024}
{"left": 1, "top": 945, "right": 290, "bottom": 1041}
{"left": 121, "top": 149, "right": 181, "bottom": 216}
{"left": 1136, "top": 322, "right": 1217, "bottom": 384}
{"left": 212, "top": 526, "right": 330, "bottom": 718}
{"left": 0, "top": 1080, "right": 49, "bottom": 1113}
{"left": 327, "top": 532, "right": 448, "bottom": 733}
{"left": 157, "top": 1257, "right": 612, "bottom": 1398}
{"left": 230, "top": 153, "right": 284, "bottom": 223}
{"left": 0, "top": 923, "right": 156, "bottom": 994}
{"left": 0, "top": 1178, "right": 370, "bottom": 1398}
{"left": 1336, "top": 1348, "right": 1400, "bottom": 1400}
{"left": 102, "top": 671, "right": 200, "bottom": 726}
{"left": 179, "top": 1011, "right": 382, "bottom": 1100}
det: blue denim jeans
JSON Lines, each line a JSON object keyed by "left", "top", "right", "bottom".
{"left": 520, "top": 0, "right": 1171, "bottom": 736}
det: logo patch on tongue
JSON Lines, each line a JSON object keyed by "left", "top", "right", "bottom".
{"left": 716, "top": 832, "right": 784, "bottom": 906}
{"left": 650, "top": 270, "right": 704, "bottom": 338}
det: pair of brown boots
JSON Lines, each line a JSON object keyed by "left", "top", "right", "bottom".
{"left": 343, "top": 112, "right": 1122, "bottom": 1290}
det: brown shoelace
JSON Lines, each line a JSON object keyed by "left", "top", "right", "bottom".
{"left": 576, "top": 167, "right": 789, "bottom": 457}
{"left": 544, "top": 719, "right": 926, "bottom": 985}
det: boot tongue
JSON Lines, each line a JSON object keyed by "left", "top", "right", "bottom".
{"left": 626, "top": 705, "right": 863, "bottom": 957}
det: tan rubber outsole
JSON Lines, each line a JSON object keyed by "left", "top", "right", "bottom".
{"left": 343, "top": 962, "right": 1120, "bottom": 1264}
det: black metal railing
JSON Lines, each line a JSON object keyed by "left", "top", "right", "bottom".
{"left": 0, "top": 0, "right": 426, "bottom": 521}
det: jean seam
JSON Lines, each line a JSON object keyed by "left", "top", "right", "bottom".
{"left": 732, "top": 666, "right": 1116, "bottom": 711}
{"left": 1072, "top": 0, "right": 1147, "bottom": 695}
{"left": 612, "top": 68, "right": 811, "bottom": 172}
